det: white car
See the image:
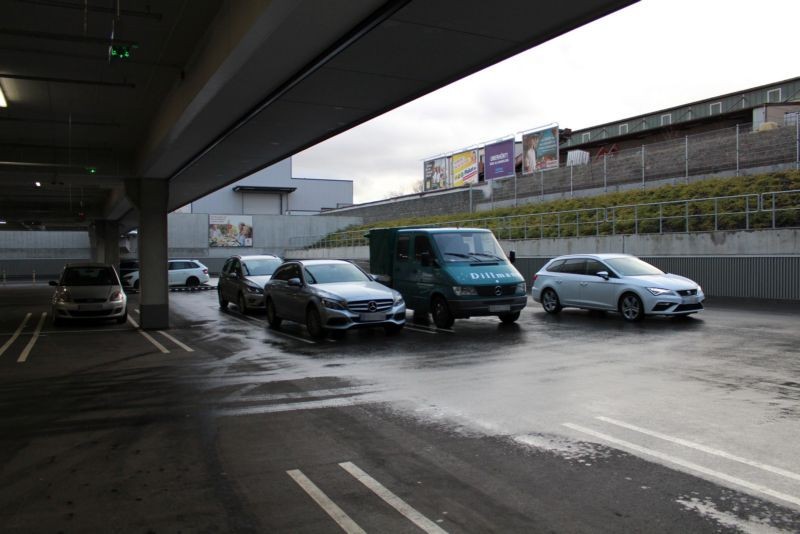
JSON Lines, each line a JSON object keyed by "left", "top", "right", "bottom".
{"left": 50, "top": 263, "right": 127, "bottom": 325}
{"left": 531, "top": 254, "right": 705, "bottom": 322}
{"left": 122, "top": 259, "right": 210, "bottom": 290}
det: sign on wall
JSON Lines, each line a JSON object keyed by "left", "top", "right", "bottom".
{"left": 451, "top": 149, "right": 479, "bottom": 187}
{"left": 522, "top": 126, "right": 559, "bottom": 174}
{"left": 209, "top": 214, "right": 253, "bottom": 247}
{"left": 484, "top": 138, "right": 515, "bottom": 180}
{"left": 424, "top": 156, "right": 451, "bottom": 191}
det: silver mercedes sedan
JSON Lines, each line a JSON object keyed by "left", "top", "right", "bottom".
{"left": 531, "top": 254, "right": 704, "bottom": 321}
{"left": 264, "top": 259, "right": 406, "bottom": 339}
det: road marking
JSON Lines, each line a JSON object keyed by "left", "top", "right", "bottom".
{"left": 404, "top": 325, "right": 438, "bottom": 335}
{"left": 596, "top": 416, "right": 800, "bottom": 483}
{"left": 287, "top": 469, "right": 366, "bottom": 534}
{"left": 339, "top": 461, "right": 447, "bottom": 534}
{"left": 40, "top": 327, "right": 134, "bottom": 334}
{"left": 215, "top": 396, "right": 371, "bottom": 417}
{"left": 0, "top": 312, "right": 31, "bottom": 357}
{"left": 158, "top": 330, "right": 194, "bottom": 352}
{"left": 563, "top": 423, "right": 800, "bottom": 508}
{"left": 223, "top": 311, "right": 316, "bottom": 344}
{"left": 127, "top": 316, "right": 170, "bottom": 354}
{"left": 17, "top": 312, "right": 46, "bottom": 363}
{"left": 134, "top": 308, "right": 140, "bottom": 314}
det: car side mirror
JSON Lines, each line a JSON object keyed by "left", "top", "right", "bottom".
{"left": 420, "top": 251, "right": 432, "bottom": 267}
{"left": 597, "top": 271, "right": 610, "bottom": 280}
{"left": 49, "top": 280, "right": 58, "bottom": 286}
{"left": 508, "top": 250, "right": 516, "bottom": 264}
{"left": 287, "top": 277, "right": 302, "bottom": 287}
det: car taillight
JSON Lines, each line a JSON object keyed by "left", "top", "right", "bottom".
{"left": 203, "top": 269, "right": 208, "bottom": 274}
{"left": 532, "top": 274, "right": 538, "bottom": 283}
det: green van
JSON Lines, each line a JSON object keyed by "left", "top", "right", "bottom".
{"left": 367, "top": 227, "right": 527, "bottom": 328}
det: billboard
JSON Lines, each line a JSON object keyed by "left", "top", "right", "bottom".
{"left": 451, "top": 149, "right": 479, "bottom": 187}
{"left": 522, "top": 126, "right": 559, "bottom": 174}
{"left": 209, "top": 214, "right": 253, "bottom": 247}
{"left": 484, "top": 138, "right": 515, "bottom": 180}
{"left": 424, "top": 156, "right": 451, "bottom": 191}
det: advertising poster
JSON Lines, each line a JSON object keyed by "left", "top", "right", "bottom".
{"left": 522, "top": 126, "right": 560, "bottom": 174}
{"left": 424, "top": 157, "right": 451, "bottom": 190}
{"left": 484, "top": 138, "right": 515, "bottom": 180}
{"left": 209, "top": 214, "right": 253, "bottom": 247}
{"left": 451, "top": 149, "right": 479, "bottom": 186}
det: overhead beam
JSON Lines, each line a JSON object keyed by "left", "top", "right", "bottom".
{"left": 11, "top": 0, "right": 163, "bottom": 20}
{"left": 0, "top": 73, "right": 135, "bottom": 88}
{"left": 0, "top": 28, "right": 138, "bottom": 47}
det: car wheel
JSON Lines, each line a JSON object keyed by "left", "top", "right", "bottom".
{"left": 266, "top": 298, "right": 281, "bottom": 328}
{"left": 116, "top": 309, "right": 128, "bottom": 324}
{"left": 133, "top": 279, "right": 140, "bottom": 290}
{"left": 218, "top": 289, "right": 228, "bottom": 310}
{"left": 619, "top": 292, "right": 645, "bottom": 322}
{"left": 431, "top": 296, "right": 454, "bottom": 329}
{"left": 186, "top": 276, "right": 200, "bottom": 287}
{"left": 238, "top": 293, "right": 248, "bottom": 314}
{"left": 541, "top": 288, "right": 562, "bottom": 314}
{"left": 498, "top": 311, "right": 520, "bottom": 324}
{"left": 384, "top": 323, "right": 404, "bottom": 335}
{"left": 306, "top": 306, "right": 327, "bottom": 340}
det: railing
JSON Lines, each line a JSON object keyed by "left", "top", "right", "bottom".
{"left": 289, "top": 189, "right": 800, "bottom": 249}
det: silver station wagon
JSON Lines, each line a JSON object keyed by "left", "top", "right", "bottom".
{"left": 531, "top": 254, "right": 705, "bottom": 321}
{"left": 264, "top": 259, "right": 406, "bottom": 339}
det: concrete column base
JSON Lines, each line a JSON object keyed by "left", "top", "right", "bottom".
{"left": 139, "top": 304, "right": 169, "bottom": 330}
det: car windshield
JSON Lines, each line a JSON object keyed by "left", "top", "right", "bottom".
{"left": 304, "top": 263, "right": 370, "bottom": 284}
{"left": 62, "top": 267, "right": 116, "bottom": 286}
{"left": 605, "top": 257, "right": 664, "bottom": 276}
{"left": 243, "top": 258, "right": 282, "bottom": 276}
{"left": 432, "top": 232, "right": 507, "bottom": 262}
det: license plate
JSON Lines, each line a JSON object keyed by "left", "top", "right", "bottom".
{"left": 489, "top": 305, "right": 510, "bottom": 312}
{"left": 360, "top": 312, "right": 385, "bottom": 322}
{"left": 683, "top": 296, "right": 698, "bottom": 304}
{"left": 78, "top": 304, "right": 103, "bottom": 311}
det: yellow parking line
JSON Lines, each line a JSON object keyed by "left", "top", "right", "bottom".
{"left": 0, "top": 312, "right": 31, "bottom": 357}
{"left": 17, "top": 312, "right": 46, "bottom": 363}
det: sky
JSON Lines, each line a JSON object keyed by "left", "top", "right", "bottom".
{"left": 292, "top": 0, "right": 800, "bottom": 204}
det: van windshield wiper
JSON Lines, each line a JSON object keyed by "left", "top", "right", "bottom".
{"left": 469, "top": 252, "right": 503, "bottom": 261}
{"left": 444, "top": 252, "right": 471, "bottom": 258}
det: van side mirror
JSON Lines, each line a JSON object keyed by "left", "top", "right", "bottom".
{"left": 420, "top": 251, "right": 432, "bottom": 267}
{"left": 287, "top": 277, "right": 302, "bottom": 287}
{"left": 508, "top": 250, "right": 516, "bottom": 264}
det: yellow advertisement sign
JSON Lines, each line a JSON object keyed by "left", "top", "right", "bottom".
{"left": 451, "top": 150, "right": 478, "bottom": 187}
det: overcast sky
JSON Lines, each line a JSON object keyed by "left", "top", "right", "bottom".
{"left": 293, "top": 0, "right": 800, "bottom": 204}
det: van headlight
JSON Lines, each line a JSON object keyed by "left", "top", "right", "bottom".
{"left": 321, "top": 298, "right": 346, "bottom": 310}
{"left": 452, "top": 286, "right": 477, "bottom": 296}
{"left": 516, "top": 282, "right": 526, "bottom": 294}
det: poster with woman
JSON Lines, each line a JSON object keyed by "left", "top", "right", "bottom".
{"left": 522, "top": 126, "right": 559, "bottom": 174}
{"left": 209, "top": 215, "right": 253, "bottom": 247}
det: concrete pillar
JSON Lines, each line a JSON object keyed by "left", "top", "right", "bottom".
{"left": 90, "top": 220, "right": 121, "bottom": 267}
{"left": 128, "top": 178, "right": 170, "bottom": 329}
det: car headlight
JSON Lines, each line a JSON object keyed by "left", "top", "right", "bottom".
{"left": 55, "top": 290, "right": 72, "bottom": 303}
{"left": 245, "top": 285, "right": 264, "bottom": 294}
{"left": 393, "top": 293, "right": 404, "bottom": 305}
{"left": 109, "top": 290, "right": 125, "bottom": 302}
{"left": 321, "top": 298, "right": 346, "bottom": 310}
{"left": 647, "top": 287, "right": 674, "bottom": 296}
{"left": 452, "top": 286, "right": 477, "bottom": 296}
{"left": 516, "top": 282, "right": 526, "bottom": 294}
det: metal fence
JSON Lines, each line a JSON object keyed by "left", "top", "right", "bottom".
{"left": 290, "top": 189, "right": 800, "bottom": 249}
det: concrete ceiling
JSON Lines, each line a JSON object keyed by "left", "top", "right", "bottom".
{"left": 0, "top": 0, "right": 636, "bottom": 232}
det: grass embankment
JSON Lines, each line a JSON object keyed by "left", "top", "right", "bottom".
{"left": 319, "top": 171, "right": 800, "bottom": 246}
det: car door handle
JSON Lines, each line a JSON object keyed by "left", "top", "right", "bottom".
{"left": 580, "top": 282, "right": 588, "bottom": 286}
{"left": 555, "top": 280, "right": 562, "bottom": 284}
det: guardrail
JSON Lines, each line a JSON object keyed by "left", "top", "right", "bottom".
{"left": 289, "top": 189, "right": 800, "bottom": 249}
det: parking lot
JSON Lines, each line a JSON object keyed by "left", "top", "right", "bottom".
{"left": 1, "top": 282, "right": 799, "bottom": 532}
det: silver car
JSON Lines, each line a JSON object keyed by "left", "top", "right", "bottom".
{"left": 531, "top": 254, "right": 705, "bottom": 321}
{"left": 265, "top": 259, "right": 406, "bottom": 339}
{"left": 50, "top": 263, "right": 128, "bottom": 325}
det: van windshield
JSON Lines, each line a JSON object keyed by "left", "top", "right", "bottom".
{"left": 432, "top": 232, "right": 507, "bottom": 263}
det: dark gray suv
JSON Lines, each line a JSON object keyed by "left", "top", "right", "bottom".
{"left": 218, "top": 255, "right": 282, "bottom": 313}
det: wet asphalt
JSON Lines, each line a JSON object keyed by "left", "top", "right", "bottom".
{"left": 0, "top": 282, "right": 799, "bottom": 533}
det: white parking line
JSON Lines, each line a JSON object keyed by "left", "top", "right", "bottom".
{"left": 339, "top": 461, "right": 447, "bottom": 534}
{"left": 17, "top": 312, "right": 46, "bottom": 363}
{"left": 563, "top": 423, "right": 800, "bottom": 508}
{"left": 287, "top": 469, "right": 366, "bottom": 534}
{"left": 596, "top": 416, "right": 800, "bottom": 483}
{"left": 0, "top": 312, "right": 31, "bottom": 357}
{"left": 223, "top": 311, "right": 316, "bottom": 345}
{"left": 127, "top": 316, "right": 170, "bottom": 354}
{"left": 158, "top": 331, "right": 194, "bottom": 352}
{"left": 404, "top": 325, "right": 438, "bottom": 335}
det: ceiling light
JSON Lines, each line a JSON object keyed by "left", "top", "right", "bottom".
{"left": 0, "top": 84, "right": 6, "bottom": 107}
{"left": 35, "top": 181, "right": 41, "bottom": 187}
{"left": 0, "top": 219, "right": 7, "bottom": 225}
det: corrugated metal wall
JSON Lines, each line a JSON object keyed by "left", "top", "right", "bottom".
{"left": 516, "top": 256, "right": 800, "bottom": 301}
